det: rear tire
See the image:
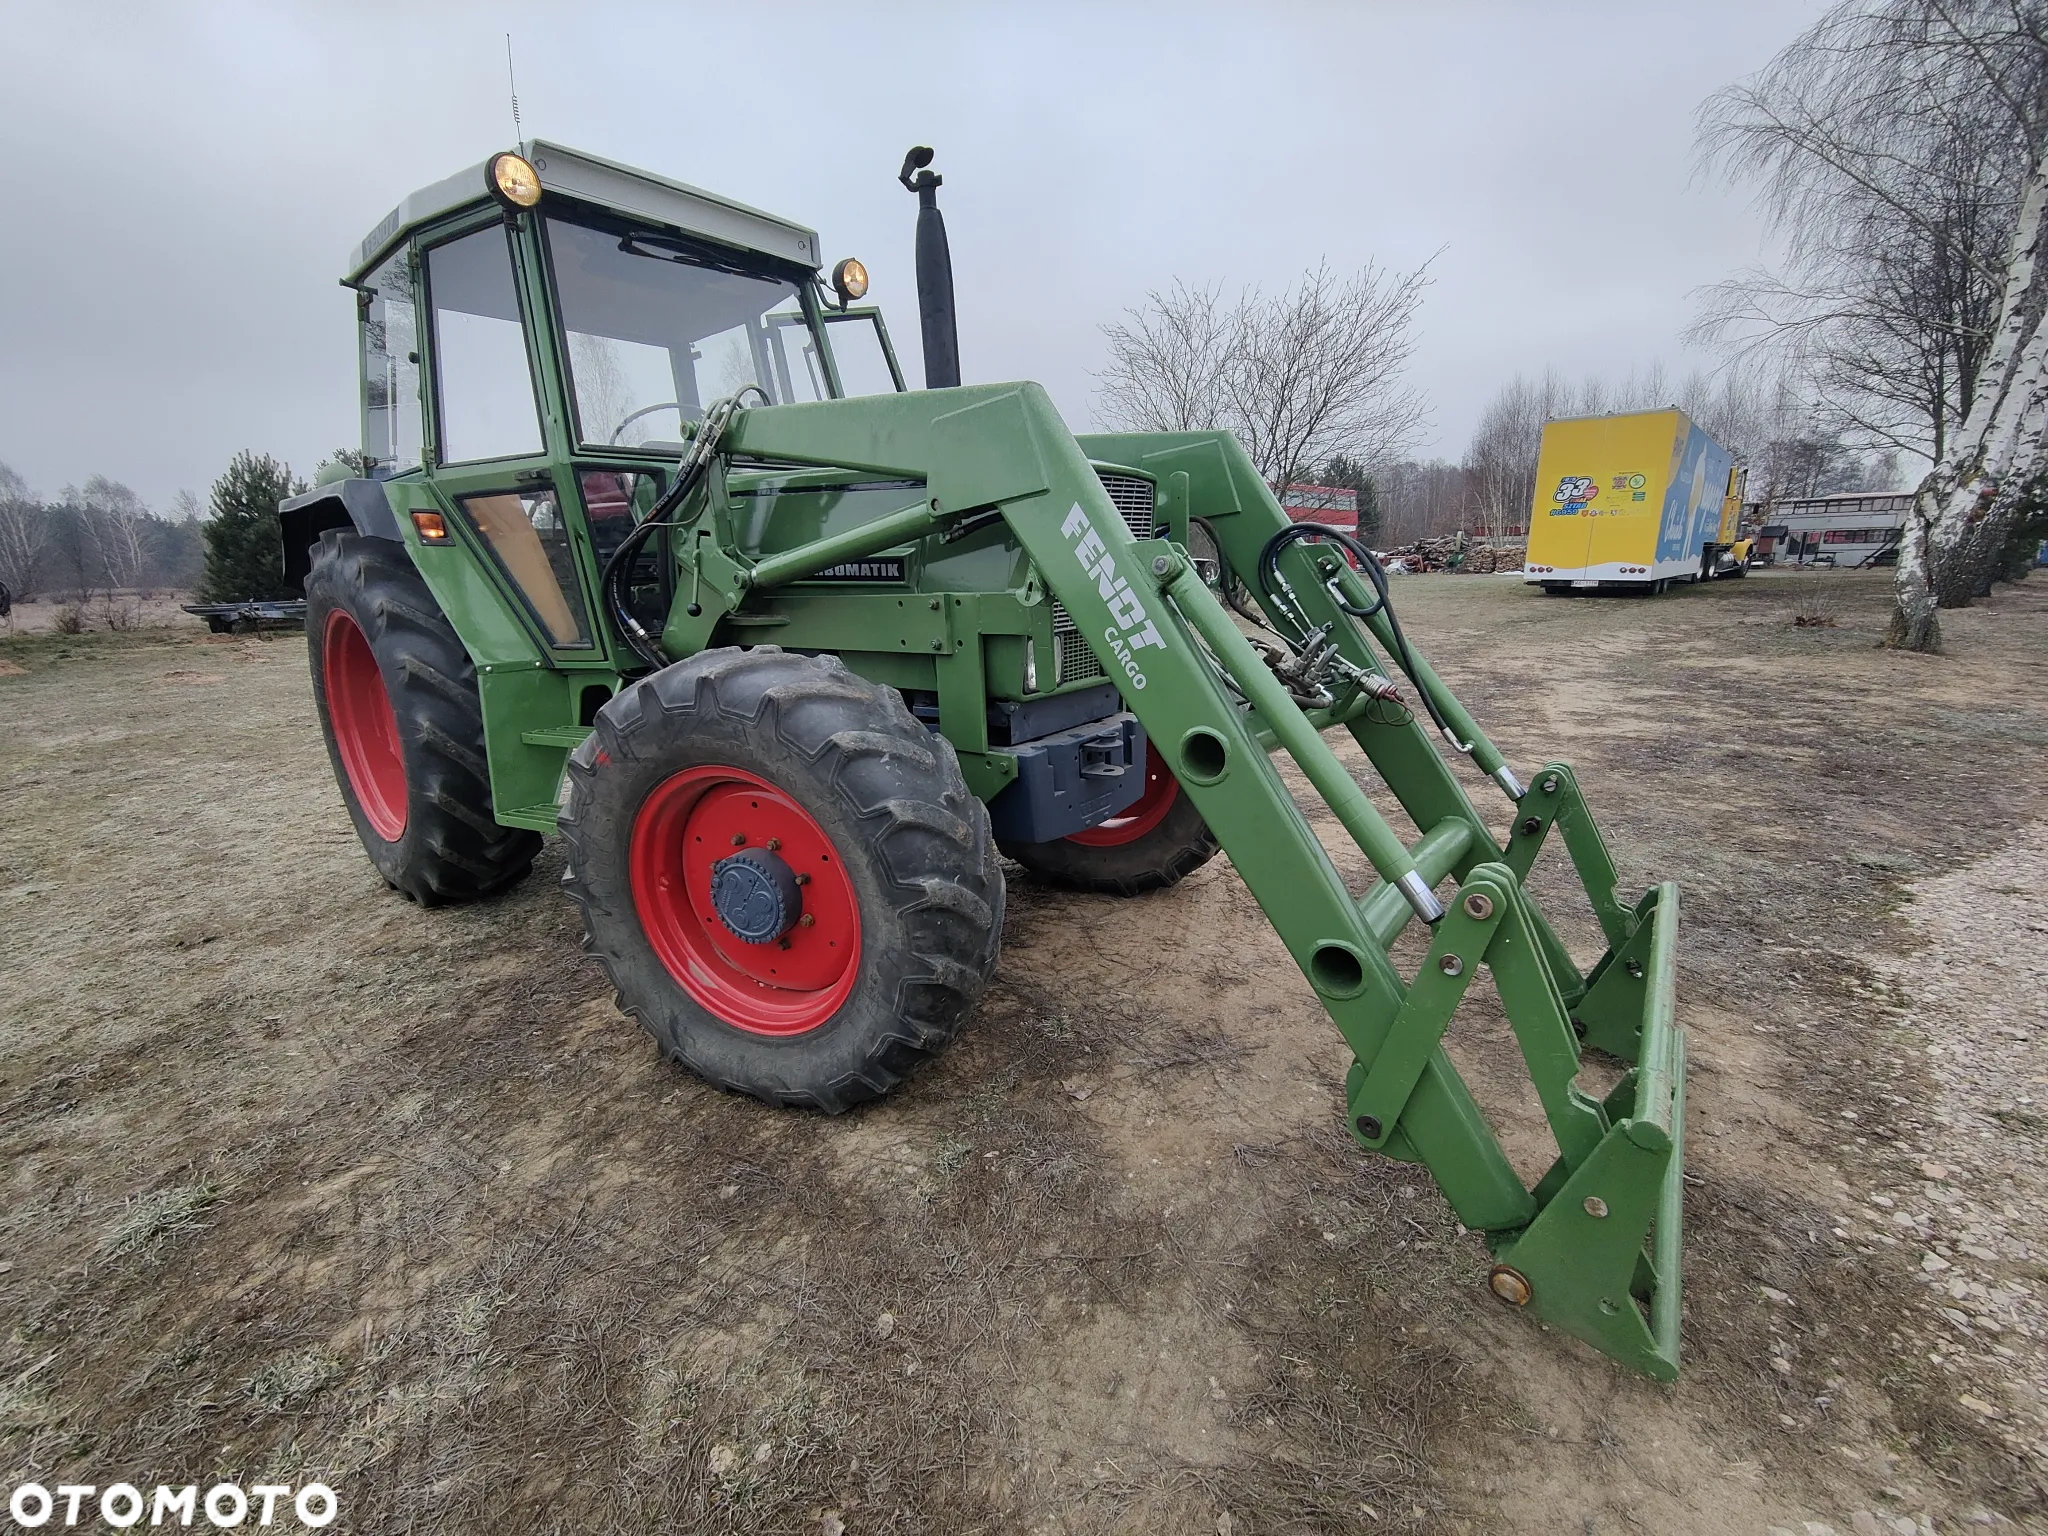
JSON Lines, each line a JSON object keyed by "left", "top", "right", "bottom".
{"left": 305, "top": 530, "right": 540, "bottom": 905}
{"left": 560, "top": 647, "right": 1003, "bottom": 1113}
{"left": 999, "top": 756, "right": 1218, "bottom": 896}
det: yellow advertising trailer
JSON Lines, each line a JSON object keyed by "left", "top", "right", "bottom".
{"left": 1523, "top": 408, "right": 1747, "bottom": 594}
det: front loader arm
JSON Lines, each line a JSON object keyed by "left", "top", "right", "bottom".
{"left": 712, "top": 384, "right": 1688, "bottom": 1379}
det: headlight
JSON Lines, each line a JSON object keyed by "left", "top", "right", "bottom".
{"left": 487, "top": 152, "right": 543, "bottom": 209}
{"left": 831, "top": 257, "right": 869, "bottom": 306}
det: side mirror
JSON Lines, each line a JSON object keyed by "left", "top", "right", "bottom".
{"left": 898, "top": 146, "right": 935, "bottom": 192}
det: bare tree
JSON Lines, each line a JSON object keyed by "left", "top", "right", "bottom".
{"left": 1698, "top": 0, "right": 2048, "bottom": 649}
{"left": 1096, "top": 279, "right": 1234, "bottom": 435}
{"left": 1374, "top": 459, "right": 1479, "bottom": 543}
{"left": 1097, "top": 260, "right": 1432, "bottom": 489}
{"left": 0, "top": 460, "right": 46, "bottom": 602}
{"left": 72, "top": 476, "right": 147, "bottom": 609}
{"left": 1696, "top": 89, "right": 2011, "bottom": 468}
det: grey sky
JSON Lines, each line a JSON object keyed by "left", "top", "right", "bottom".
{"left": 0, "top": 1, "right": 1819, "bottom": 511}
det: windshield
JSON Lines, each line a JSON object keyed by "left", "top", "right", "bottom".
{"left": 545, "top": 213, "right": 833, "bottom": 451}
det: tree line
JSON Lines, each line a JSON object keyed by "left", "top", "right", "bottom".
{"left": 1095, "top": 0, "right": 2048, "bottom": 639}
{"left": 0, "top": 452, "right": 313, "bottom": 622}
{"left": 1095, "top": 287, "right": 1899, "bottom": 549}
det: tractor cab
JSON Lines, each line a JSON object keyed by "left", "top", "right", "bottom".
{"left": 319, "top": 142, "right": 905, "bottom": 639}
{"left": 351, "top": 142, "right": 903, "bottom": 469}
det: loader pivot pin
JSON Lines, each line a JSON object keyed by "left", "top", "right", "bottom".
{"left": 1489, "top": 1266, "right": 1533, "bottom": 1307}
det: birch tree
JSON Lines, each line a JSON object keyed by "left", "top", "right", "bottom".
{"left": 0, "top": 460, "right": 45, "bottom": 602}
{"left": 1699, "top": 0, "right": 2048, "bottom": 650}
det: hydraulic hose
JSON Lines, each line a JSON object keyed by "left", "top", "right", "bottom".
{"left": 1255, "top": 524, "right": 1464, "bottom": 748}
{"left": 599, "top": 389, "right": 764, "bottom": 671}
{"left": 1254, "top": 523, "right": 1526, "bottom": 801}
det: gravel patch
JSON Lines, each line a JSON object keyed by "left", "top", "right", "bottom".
{"left": 1861, "top": 830, "right": 2048, "bottom": 1483}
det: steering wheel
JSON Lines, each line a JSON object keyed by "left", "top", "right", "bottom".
{"left": 609, "top": 401, "right": 693, "bottom": 445}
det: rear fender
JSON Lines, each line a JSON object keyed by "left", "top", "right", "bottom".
{"left": 277, "top": 479, "right": 404, "bottom": 595}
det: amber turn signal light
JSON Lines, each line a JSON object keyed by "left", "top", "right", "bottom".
{"left": 411, "top": 511, "right": 450, "bottom": 542}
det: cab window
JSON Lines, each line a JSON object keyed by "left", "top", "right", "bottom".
{"left": 359, "top": 251, "right": 423, "bottom": 474}
{"left": 544, "top": 213, "right": 830, "bottom": 452}
{"left": 454, "top": 488, "right": 591, "bottom": 647}
{"left": 426, "top": 226, "right": 545, "bottom": 464}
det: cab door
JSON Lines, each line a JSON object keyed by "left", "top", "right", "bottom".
{"left": 418, "top": 217, "right": 608, "bottom": 663}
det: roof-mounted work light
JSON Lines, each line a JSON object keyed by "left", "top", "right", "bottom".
{"left": 487, "top": 152, "right": 543, "bottom": 209}
{"left": 830, "top": 257, "right": 869, "bottom": 308}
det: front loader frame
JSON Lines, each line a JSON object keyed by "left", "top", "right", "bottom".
{"left": 663, "top": 384, "right": 1688, "bottom": 1380}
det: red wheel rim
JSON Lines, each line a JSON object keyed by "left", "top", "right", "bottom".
{"left": 629, "top": 766, "right": 862, "bottom": 1036}
{"left": 1067, "top": 753, "right": 1179, "bottom": 847}
{"left": 323, "top": 609, "right": 407, "bottom": 841}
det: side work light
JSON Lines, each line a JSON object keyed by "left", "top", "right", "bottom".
{"left": 831, "top": 257, "right": 869, "bottom": 308}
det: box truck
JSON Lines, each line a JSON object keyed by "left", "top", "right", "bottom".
{"left": 1523, "top": 409, "right": 1748, "bottom": 594}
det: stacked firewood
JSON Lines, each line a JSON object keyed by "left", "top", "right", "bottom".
{"left": 1454, "top": 540, "right": 1527, "bottom": 574}
{"left": 1373, "top": 536, "right": 1528, "bottom": 574}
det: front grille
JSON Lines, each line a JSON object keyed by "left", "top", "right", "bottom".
{"left": 1052, "top": 601, "right": 1102, "bottom": 684}
{"left": 1097, "top": 473, "right": 1155, "bottom": 538}
{"left": 1046, "top": 471, "right": 1157, "bottom": 686}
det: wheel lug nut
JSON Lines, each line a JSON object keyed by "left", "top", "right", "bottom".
{"left": 731, "top": 833, "right": 746, "bottom": 846}
{"left": 799, "top": 913, "right": 815, "bottom": 928}
{"left": 766, "top": 837, "right": 781, "bottom": 851}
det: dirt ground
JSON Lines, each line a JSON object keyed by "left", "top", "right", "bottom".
{"left": 3, "top": 569, "right": 2044, "bottom": 1534}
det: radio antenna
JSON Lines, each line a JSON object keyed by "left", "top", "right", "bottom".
{"left": 505, "top": 34, "right": 523, "bottom": 145}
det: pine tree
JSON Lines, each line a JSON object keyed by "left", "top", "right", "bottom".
{"left": 199, "top": 452, "right": 303, "bottom": 602}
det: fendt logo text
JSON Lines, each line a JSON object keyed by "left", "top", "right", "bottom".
{"left": 1059, "top": 503, "right": 1168, "bottom": 690}
{"left": 7, "top": 1481, "right": 337, "bottom": 1529}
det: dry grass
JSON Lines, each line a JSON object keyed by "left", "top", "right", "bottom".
{"left": 4, "top": 573, "right": 2045, "bottom": 1532}
{"left": 98, "top": 1178, "right": 222, "bottom": 1257}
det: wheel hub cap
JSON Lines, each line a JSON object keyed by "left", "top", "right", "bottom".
{"left": 628, "top": 766, "right": 861, "bottom": 1036}
{"left": 709, "top": 848, "right": 802, "bottom": 944}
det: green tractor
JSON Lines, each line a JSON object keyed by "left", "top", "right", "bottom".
{"left": 280, "top": 142, "right": 1689, "bottom": 1379}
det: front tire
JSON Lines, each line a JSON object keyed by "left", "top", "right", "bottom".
{"left": 998, "top": 755, "right": 1218, "bottom": 896}
{"left": 305, "top": 530, "right": 541, "bottom": 905}
{"left": 560, "top": 647, "right": 1003, "bottom": 1113}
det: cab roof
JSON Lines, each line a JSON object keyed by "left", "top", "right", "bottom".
{"left": 345, "top": 139, "right": 823, "bottom": 283}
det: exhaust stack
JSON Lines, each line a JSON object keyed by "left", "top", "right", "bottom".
{"left": 899, "top": 146, "right": 961, "bottom": 390}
